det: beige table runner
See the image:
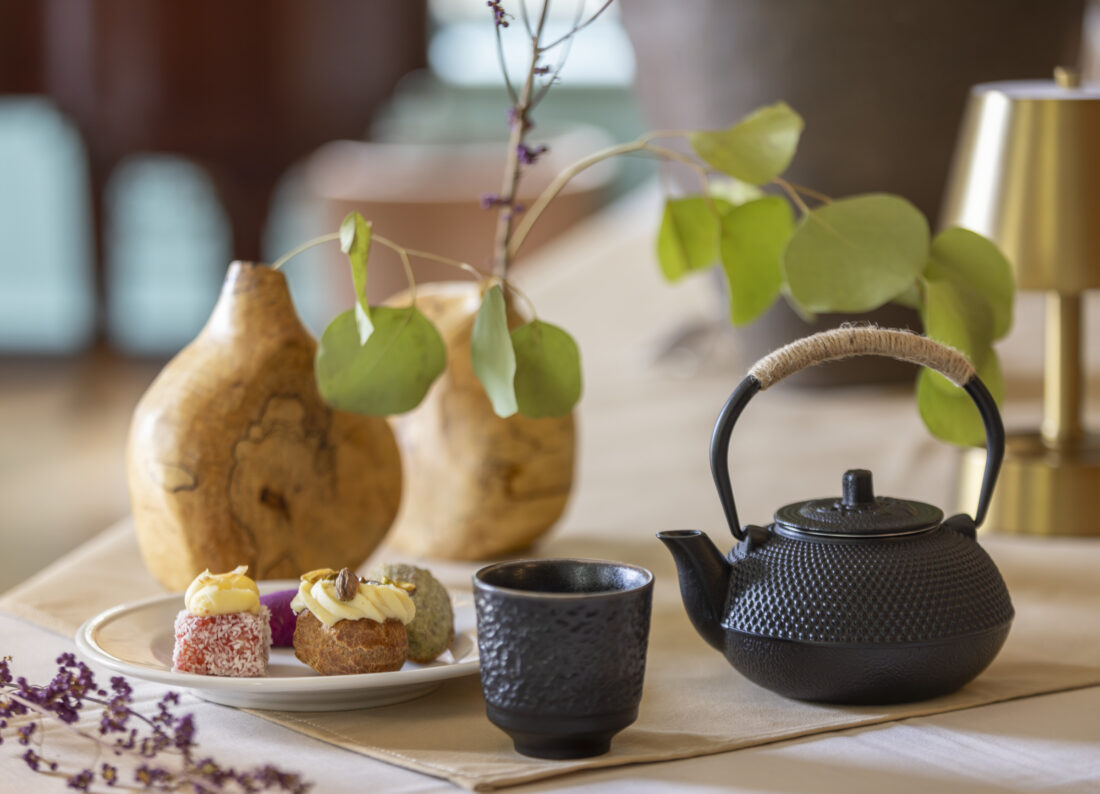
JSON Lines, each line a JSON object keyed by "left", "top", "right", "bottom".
{"left": 4, "top": 518, "right": 1099, "bottom": 790}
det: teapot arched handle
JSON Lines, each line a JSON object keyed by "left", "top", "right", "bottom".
{"left": 712, "top": 327, "right": 1005, "bottom": 540}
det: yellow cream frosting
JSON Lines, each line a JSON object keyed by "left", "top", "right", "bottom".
{"left": 184, "top": 565, "right": 261, "bottom": 616}
{"left": 290, "top": 575, "right": 416, "bottom": 628}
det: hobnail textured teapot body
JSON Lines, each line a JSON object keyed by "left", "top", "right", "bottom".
{"left": 720, "top": 517, "right": 1013, "bottom": 703}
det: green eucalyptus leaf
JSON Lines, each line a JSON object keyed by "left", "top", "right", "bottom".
{"left": 353, "top": 303, "right": 373, "bottom": 346}
{"left": 928, "top": 227, "right": 1014, "bottom": 339}
{"left": 917, "top": 352, "right": 1004, "bottom": 447}
{"left": 719, "top": 196, "right": 793, "bottom": 325}
{"left": 782, "top": 291, "right": 817, "bottom": 324}
{"left": 340, "top": 212, "right": 374, "bottom": 344}
{"left": 783, "top": 194, "right": 929, "bottom": 313}
{"left": 316, "top": 305, "right": 446, "bottom": 416}
{"left": 656, "top": 197, "right": 730, "bottom": 282}
{"left": 510, "top": 320, "right": 582, "bottom": 418}
{"left": 892, "top": 283, "right": 923, "bottom": 311}
{"left": 471, "top": 285, "right": 518, "bottom": 418}
{"left": 690, "top": 102, "right": 804, "bottom": 185}
{"left": 709, "top": 177, "right": 766, "bottom": 207}
{"left": 921, "top": 275, "right": 994, "bottom": 389}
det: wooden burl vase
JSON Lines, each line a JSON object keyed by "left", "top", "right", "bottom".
{"left": 127, "top": 261, "right": 402, "bottom": 591}
{"left": 386, "top": 282, "right": 575, "bottom": 560}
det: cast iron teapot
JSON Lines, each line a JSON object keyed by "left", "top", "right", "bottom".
{"left": 659, "top": 327, "right": 1014, "bottom": 705}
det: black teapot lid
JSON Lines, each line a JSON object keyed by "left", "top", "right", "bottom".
{"left": 773, "top": 469, "right": 943, "bottom": 538}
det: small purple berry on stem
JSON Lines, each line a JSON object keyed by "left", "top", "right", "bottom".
{"left": 481, "top": 193, "right": 510, "bottom": 210}
{"left": 517, "top": 144, "right": 548, "bottom": 165}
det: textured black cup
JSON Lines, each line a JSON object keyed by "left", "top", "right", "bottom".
{"left": 473, "top": 558, "right": 654, "bottom": 759}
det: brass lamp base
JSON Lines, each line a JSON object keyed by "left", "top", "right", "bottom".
{"left": 958, "top": 432, "right": 1100, "bottom": 536}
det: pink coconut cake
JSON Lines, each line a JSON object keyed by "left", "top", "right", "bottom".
{"left": 172, "top": 606, "right": 272, "bottom": 677}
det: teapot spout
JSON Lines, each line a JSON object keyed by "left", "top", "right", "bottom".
{"left": 657, "top": 530, "right": 731, "bottom": 651}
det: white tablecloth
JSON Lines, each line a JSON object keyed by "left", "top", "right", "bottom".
{"left": 2, "top": 611, "right": 1098, "bottom": 793}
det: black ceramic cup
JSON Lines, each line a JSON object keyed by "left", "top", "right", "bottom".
{"left": 473, "top": 558, "right": 654, "bottom": 759}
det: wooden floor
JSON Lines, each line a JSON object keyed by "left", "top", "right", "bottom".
{"left": 0, "top": 353, "right": 163, "bottom": 593}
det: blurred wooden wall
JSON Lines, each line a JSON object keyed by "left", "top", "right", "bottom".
{"left": 0, "top": 0, "right": 428, "bottom": 341}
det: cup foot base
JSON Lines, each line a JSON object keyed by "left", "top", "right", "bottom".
{"left": 486, "top": 704, "right": 638, "bottom": 759}
{"left": 512, "top": 734, "right": 612, "bottom": 760}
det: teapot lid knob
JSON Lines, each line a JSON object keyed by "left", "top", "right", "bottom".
{"left": 842, "top": 469, "right": 875, "bottom": 506}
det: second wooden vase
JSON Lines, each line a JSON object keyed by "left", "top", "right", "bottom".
{"left": 386, "top": 282, "right": 575, "bottom": 559}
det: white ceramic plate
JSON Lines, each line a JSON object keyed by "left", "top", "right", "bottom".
{"left": 75, "top": 581, "right": 479, "bottom": 712}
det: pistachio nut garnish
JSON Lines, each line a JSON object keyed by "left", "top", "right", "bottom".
{"left": 301, "top": 568, "right": 338, "bottom": 585}
{"left": 377, "top": 575, "right": 417, "bottom": 595}
{"left": 335, "top": 567, "right": 359, "bottom": 601}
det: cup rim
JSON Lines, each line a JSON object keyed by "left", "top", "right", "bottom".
{"left": 473, "top": 557, "right": 654, "bottom": 600}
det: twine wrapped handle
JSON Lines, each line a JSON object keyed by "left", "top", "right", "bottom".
{"left": 750, "top": 326, "right": 976, "bottom": 390}
{"left": 712, "top": 327, "right": 1004, "bottom": 540}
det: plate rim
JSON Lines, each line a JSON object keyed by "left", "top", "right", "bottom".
{"left": 74, "top": 581, "right": 480, "bottom": 697}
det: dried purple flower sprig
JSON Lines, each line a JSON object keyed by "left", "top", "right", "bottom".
{"left": 0, "top": 655, "right": 311, "bottom": 792}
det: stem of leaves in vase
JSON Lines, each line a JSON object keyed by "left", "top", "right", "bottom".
{"left": 488, "top": 0, "right": 617, "bottom": 277}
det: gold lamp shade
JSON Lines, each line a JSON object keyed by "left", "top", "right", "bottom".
{"left": 943, "top": 70, "right": 1100, "bottom": 536}
{"left": 942, "top": 71, "right": 1100, "bottom": 292}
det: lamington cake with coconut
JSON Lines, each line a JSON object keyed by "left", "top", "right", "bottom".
{"left": 172, "top": 565, "right": 271, "bottom": 677}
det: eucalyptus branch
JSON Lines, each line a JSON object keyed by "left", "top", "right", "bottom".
{"left": 270, "top": 233, "right": 340, "bottom": 271}
{"left": 774, "top": 177, "right": 812, "bottom": 217}
{"left": 642, "top": 143, "right": 728, "bottom": 219}
{"left": 643, "top": 143, "right": 712, "bottom": 185}
{"left": 787, "top": 181, "right": 833, "bottom": 205}
{"left": 637, "top": 129, "right": 695, "bottom": 143}
{"left": 539, "top": 0, "right": 615, "bottom": 51}
{"left": 273, "top": 230, "right": 483, "bottom": 285}
{"left": 389, "top": 246, "right": 483, "bottom": 280}
{"left": 507, "top": 137, "right": 721, "bottom": 259}
{"left": 499, "top": 278, "right": 539, "bottom": 321}
{"left": 506, "top": 138, "right": 645, "bottom": 259}
{"left": 371, "top": 235, "right": 418, "bottom": 302}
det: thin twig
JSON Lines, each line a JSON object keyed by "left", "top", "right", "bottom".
{"left": 507, "top": 138, "right": 647, "bottom": 258}
{"left": 372, "top": 235, "right": 419, "bottom": 302}
{"left": 774, "top": 177, "right": 812, "bottom": 216}
{"left": 271, "top": 224, "right": 484, "bottom": 291}
{"left": 493, "top": 12, "right": 519, "bottom": 106}
{"left": 539, "top": 0, "right": 614, "bottom": 51}
{"left": 508, "top": 135, "right": 727, "bottom": 258}
{"left": 500, "top": 278, "right": 539, "bottom": 321}
{"left": 643, "top": 143, "right": 711, "bottom": 185}
{"left": 530, "top": 1, "right": 584, "bottom": 108}
{"left": 787, "top": 181, "right": 833, "bottom": 205}
{"left": 519, "top": 0, "right": 533, "bottom": 37}
{"left": 399, "top": 246, "right": 482, "bottom": 280}
{"left": 637, "top": 129, "right": 695, "bottom": 144}
{"left": 270, "top": 232, "right": 340, "bottom": 271}
{"left": 642, "top": 142, "right": 720, "bottom": 217}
